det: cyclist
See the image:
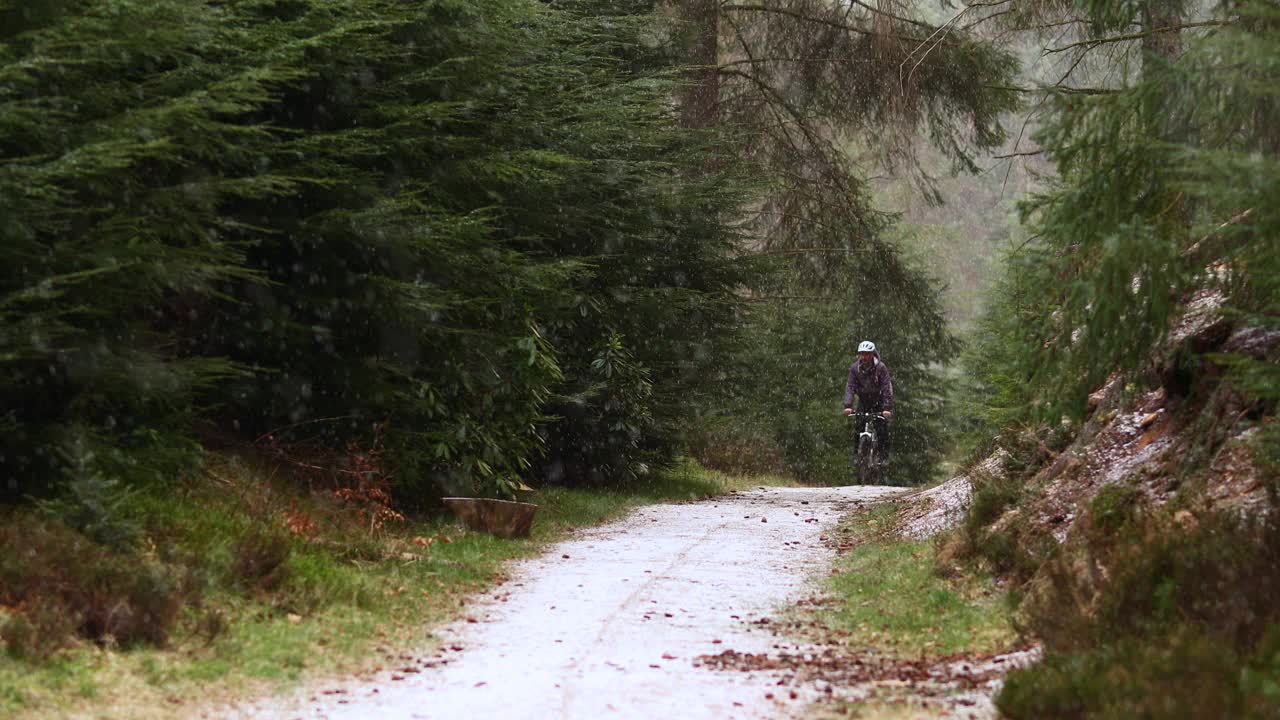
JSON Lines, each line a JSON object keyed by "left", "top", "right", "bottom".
{"left": 842, "top": 340, "right": 893, "bottom": 465}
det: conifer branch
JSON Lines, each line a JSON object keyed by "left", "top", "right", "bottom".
{"left": 846, "top": 0, "right": 934, "bottom": 30}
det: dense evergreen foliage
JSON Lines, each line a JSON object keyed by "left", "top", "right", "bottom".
{"left": 0, "top": 0, "right": 747, "bottom": 502}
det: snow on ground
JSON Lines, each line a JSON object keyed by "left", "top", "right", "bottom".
{"left": 219, "top": 485, "right": 904, "bottom": 720}
{"left": 895, "top": 451, "right": 1007, "bottom": 541}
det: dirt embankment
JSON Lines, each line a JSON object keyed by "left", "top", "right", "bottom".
{"left": 1010, "top": 291, "right": 1272, "bottom": 546}
{"left": 911, "top": 289, "right": 1276, "bottom": 551}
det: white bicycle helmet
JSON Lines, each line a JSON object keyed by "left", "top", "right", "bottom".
{"left": 857, "top": 340, "right": 876, "bottom": 353}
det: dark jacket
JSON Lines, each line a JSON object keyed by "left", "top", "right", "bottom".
{"left": 843, "top": 353, "right": 893, "bottom": 411}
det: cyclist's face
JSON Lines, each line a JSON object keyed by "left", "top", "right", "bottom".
{"left": 858, "top": 351, "right": 873, "bottom": 364}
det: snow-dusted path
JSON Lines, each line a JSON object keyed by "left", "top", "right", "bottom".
{"left": 226, "top": 485, "right": 903, "bottom": 720}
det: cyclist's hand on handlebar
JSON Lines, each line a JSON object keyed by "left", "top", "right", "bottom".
{"left": 843, "top": 408, "right": 853, "bottom": 417}
{"left": 882, "top": 411, "right": 892, "bottom": 418}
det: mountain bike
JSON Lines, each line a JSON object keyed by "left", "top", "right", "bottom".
{"left": 849, "top": 412, "right": 888, "bottom": 484}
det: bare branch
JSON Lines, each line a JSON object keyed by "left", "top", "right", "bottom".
{"left": 746, "top": 247, "right": 868, "bottom": 256}
{"left": 983, "top": 84, "right": 1117, "bottom": 95}
{"left": 992, "top": 148, "right": 1044, "bottom": 159}
{"left": 1043, "top": 21, "right": 1231, "bottom": 55}
{"left": 741, "top": 295, "right": 838, "bottom": 302}
{"left": 1052, "top": 45, "right": 1092, "bottom": 87}
{"left": 717, "top": 56, "right": 838, "bottom": 70}
{"left": 1182, "top": 208, "right": 1255, "bottom": 258}
{"left": 721, "top": 3, "right": 930, "bottom": 43}
{"left": 1000, "top": 96, "right": 1049, "bottom": 198}
{"left": 960, "top": 8, "right": 1016, "bottom": 31}
{"left": 1060, "top": 85, "right": 1118, "bottom": 95}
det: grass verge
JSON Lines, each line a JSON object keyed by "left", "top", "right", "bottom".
{"left": 0, "top": 456, "right": 759, "bottom": 719}
{"left": 810, "top": 504, "right": 1015, "bottom": 658}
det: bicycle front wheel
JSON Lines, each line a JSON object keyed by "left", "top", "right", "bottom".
{"left": 855, "top": 436, "right": 873, "bottom": 484}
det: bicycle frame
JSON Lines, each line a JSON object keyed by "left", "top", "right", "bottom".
{"left": 849, "top": 412, "right": 887, "bottom": 441}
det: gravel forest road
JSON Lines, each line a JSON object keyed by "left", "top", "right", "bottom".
{"left": 226, "top": 485, "right": 904, "bottom": 720}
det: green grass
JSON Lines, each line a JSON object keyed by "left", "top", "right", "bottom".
{"left": 813, "top": 504, "right": 1015, "bottom": 657}
{"left": 0, "top": 455, "right": 757, "bottom": 720}
{"left": 996, "top": 505, "right": 1280, "bottom": 719}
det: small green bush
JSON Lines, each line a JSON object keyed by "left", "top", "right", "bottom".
{"left": 1, "top": 605, "right": 78, "bottom": 663}
{"left": 1085, "top": 512, "right": 1274, "bottom": 648}
{"left": 965, "top": 469, "right": 1022, "bottom": 534}
{"left": 935, "top": 462, "right": 1044, "bottom": 578}
{"left": 1002, "top": 507, "right": 1280, "bottom": 717}
{"left": 0, "top": 514, "right": 187, "bottom": 655}
{"left": 999, "top": 628, "right": 1249, "bottom": 720}
{"left": 1258, "top": 419, "right": 1280, "bottom": 500}
{"left": 35, "top": 454, "right": 142, "bottom": 551}
{"left": 948, "top": 466, "right": 1039, "bottom": 576}
{"left": 230, "top": 526, "right": 291, "bottom": 594}
{"left": 974, "top": 524, "right": 1042, "bottom": 579}
{"left": 1089, "top": 484, "right": 1139, "bottom": 534}
{"left": 998, "top": 429, "right": 1050, "bottom": 476}
{"left": 1241, "top": 627, "right": 1280, "bottom": 717}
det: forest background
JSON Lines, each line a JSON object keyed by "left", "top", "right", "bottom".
{"left": 0, "top": 0, "right": 1021, "bottom": 508}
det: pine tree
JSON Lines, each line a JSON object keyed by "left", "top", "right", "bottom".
{"left": 0, "top": 0, "right": 277, "bottom": 494}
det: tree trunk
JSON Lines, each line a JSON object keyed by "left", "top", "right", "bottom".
{"left": 1141, "top": 0, "right": 1183, "bottom": 64}
{"left": 678, "top": 0, "right": 720, "bottom": 130}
